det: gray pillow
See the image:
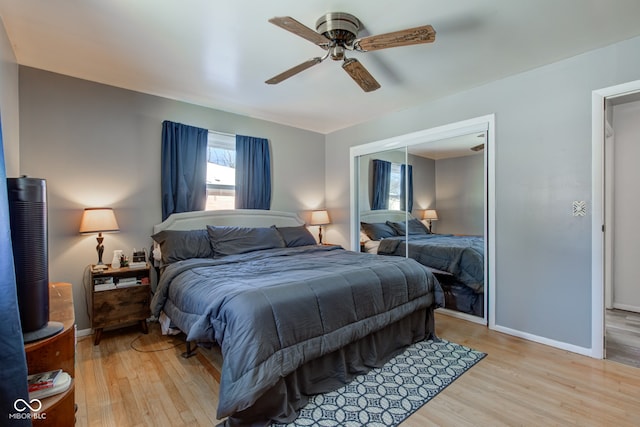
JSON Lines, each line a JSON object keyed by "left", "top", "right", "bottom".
{"left": 387, "top": 218, "right": 430, "bottom": 236}
{"left": 207, "top": 225, "right": 285, "bottom": 257}
{"left": 273, "top": 225, "right": 317, "bottom": 247}
{"left": 151, "top": 229, "right": 214, "bottom": 264}
{"left": 360, "top": 222, "right": 398, "bottom": 240}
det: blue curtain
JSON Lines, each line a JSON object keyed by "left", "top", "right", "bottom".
{"left": 235, "top": 135, "right": 271, "bottom": 209}
{"left": 371, "top": 159, "right": 391, "bottom": 210}
{"left": 0, "top": 119, "right": 31, "bottom": 425}
{"left": 400, "top": 164, "right": 413, "bottom": 213}
{"left": 161, "top": 120, "right": 208, "bottom": 221}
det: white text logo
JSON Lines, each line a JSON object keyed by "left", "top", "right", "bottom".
{"left": 9, "top": 398, "right": 46, "bottom": 420}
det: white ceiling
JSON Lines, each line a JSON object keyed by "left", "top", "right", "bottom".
{"left": 1, "top": 0, "right": 640, "bottom": 134}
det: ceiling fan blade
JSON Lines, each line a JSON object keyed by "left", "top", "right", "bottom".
{"left": 269, "top": 16, "right": 330, "bottom": 47}
{"left": 342, "top": 58, "right": 381, "bottom": 92}
{"left": 355, "top": 25, "right": 436, "bottom": 52}
{"left": 265, "top": 57, "right": 323, "bottom": 85}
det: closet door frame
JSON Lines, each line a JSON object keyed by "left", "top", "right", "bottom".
{"left": 349, "top": 114, "right": 495, "bottom": 328}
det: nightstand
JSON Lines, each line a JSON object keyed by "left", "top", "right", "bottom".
{"left": 90, "top": 264, "right": 151, "bottom": 345}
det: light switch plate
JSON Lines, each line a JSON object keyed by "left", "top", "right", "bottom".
{"left": 572, "top": 201, "right": 586, "bottom": 217}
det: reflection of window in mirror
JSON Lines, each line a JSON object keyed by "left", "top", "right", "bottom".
{"left": 389, "top": 163, "right": 402, "bottom": 210}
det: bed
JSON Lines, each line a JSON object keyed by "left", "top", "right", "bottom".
{"left": 149, "top": 209, "right": 443, "bottom": 426}
{"left": 360, "top": 209, "right": 484, "bottom": 317}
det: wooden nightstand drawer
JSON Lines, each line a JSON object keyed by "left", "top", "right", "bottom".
{"left": 92, "top": 284, "right": 150, "bottom": 327}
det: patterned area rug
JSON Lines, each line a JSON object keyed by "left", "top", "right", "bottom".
{"left": 274, "top": 339, "right": 486, "bottom": 427}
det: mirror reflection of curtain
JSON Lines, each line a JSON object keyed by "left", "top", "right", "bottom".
{"left": 371, "top": 159, "right": 391, "bottom": 210}
{"left": 161, "top": 120, "right": 208, "bottom": 221}
{"left": 400, "top": 163, "right": 413, "bottom": 212}
{"left": 235, "top": 135, "right": 271, "bottom": 209}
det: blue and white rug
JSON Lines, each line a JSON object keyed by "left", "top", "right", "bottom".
{"left": 274, "top": 339, "right": 486, "bottom": 427}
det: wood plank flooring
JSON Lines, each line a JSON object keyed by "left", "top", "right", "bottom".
{"left": 75, "top": 313, "right": 640, "bottom": 426}
{"left": 606, "top": 308, "right": 640, "bottom": 368}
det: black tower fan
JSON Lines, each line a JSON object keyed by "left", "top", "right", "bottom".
{"left": 7, "top": 177, "right": 62, "bottom": 343}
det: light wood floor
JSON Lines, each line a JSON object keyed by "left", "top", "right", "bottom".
{"left": 606, "top": 308, "right": 640, "bottom": 368}
{"left": 75, "top": 313, "right": 640, "bottom": 427}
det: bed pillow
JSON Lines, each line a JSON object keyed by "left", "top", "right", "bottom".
{"left": 407, "top": 218, "right": 431, "bottom": 234}
{"left": 273, "top": 225, "right": 317, "bottom": 247}
{"left": 360, "top": 221, "right": 398, "bottom": 240}
{"left": 207, "top": 225, "right": 285, "bottom": 257}
{"left": 150, "top": 229, "right": 214, "bottom": 264}
{"left": 387, "top": 218, "right": 430, "bottom": 236}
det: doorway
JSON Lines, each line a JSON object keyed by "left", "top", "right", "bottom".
{"left": 592, "top": 79, "right": 640, "bottom": 362}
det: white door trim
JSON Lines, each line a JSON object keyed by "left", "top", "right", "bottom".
{"left": 591, "top": 79, "right": 640, "bottom": 359}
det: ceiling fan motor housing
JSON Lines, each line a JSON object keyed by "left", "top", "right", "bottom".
{"left": 316, "top": 12, "right": 360, "bottom": 52}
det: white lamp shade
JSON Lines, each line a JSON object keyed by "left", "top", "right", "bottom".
{"left": 423, "top": 209, "right": 438, "bottom": 221}
{"left": 310, "top": 210, "right": 330, "bottom": 226}
{"left": 79, "top": 208, "right": 120, "bottom": 234}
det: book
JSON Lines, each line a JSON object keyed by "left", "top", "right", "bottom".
{"left": 116, "top": 277, "right": 138, "bottom": 286}
{"left": 94, "top": 277, "right": 114, "bottom": 285}
{"left": 27, "top": 369, "right": 62, "bottom": 392}
{"left": 95, "top": 283, "right": 117, "bottom": 292}
{"left": 127, "top": 261, "right": 147, "bottom": 269}
{"left": 29, "top": 371, "right": 72, "bottom": 400}
{"left": 117, "top": 280, "right": 141, "bottom": 288}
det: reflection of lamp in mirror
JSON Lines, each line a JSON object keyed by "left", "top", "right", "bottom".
{"left": 79, "top": 208, "right": 120, "bottom": 267}
{"left": 423, "top": 209, "right": 438, "bottom": 233}
{"left": 310, "top": 210, "right": 330, "bottom": 244}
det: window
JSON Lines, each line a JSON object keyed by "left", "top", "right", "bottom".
{"left": 206, "top": 131, "right": 236, "bottom": 210}
{"left": 388, "top": 162, "right": 402, "bottom": 210}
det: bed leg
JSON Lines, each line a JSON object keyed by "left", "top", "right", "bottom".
{"left": 181, "top": 341, "right": 198, "bottom": 358}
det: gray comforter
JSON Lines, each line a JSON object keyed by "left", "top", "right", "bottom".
{"left": 378, "top": 234, "right": 484, "bottom": 293}
{"left": 150, "top": 245, "right": 441, "bottom": 420}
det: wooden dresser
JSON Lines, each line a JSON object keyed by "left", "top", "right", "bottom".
{"left": 24, "top": 282, "right": 75, "bottom": 426}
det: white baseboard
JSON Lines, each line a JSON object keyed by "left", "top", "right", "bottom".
{"left": 492, "top": 324, "right": 595, "bottom": 358}
{"left": 436, "top": 308, "right": 486, "bottom": 325}
{"left": 76, "top": 327, "right": 93, "bottom": 338}
{"left": 612, "top": 303, "right": 640, "bottom": 313}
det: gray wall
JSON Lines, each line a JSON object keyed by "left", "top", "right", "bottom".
{"left": 409, "top": 153, "right": 436, "bottom": 216}
{"left": 326, "top": 34, "right": 640, "bottom": 349}
{"left": 0, "top": 17, "right": 19, "bottom": 177}
{"left": 434, "top": 153, "right": 484, "bottom": 235}
{"left": 18, "top": 67, "right": 325, "bottom": 330}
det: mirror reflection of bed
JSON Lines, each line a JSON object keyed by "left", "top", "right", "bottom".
{"left": 360, "top": 209, "right": 484, "bottom": 318}
{"left": 357, "top": 132, "right": 486, "bottom": 321}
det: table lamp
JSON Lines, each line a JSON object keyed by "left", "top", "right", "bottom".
{"left": 310, "top": 210, "right": 330, "bottom": 244}
{"left": 423, "top": 209, "right": 438, "bottom": 233}
{"left": 79, "top": 207, "right": 120, "bottom": 267}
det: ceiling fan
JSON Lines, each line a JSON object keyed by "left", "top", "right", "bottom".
{"left": 265, "top": 12, "right": 436, "bottom": 92}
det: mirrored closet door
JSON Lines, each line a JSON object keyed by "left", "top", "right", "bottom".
{"left": 350, "top": 115, "right": 494, "bottom": 325}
